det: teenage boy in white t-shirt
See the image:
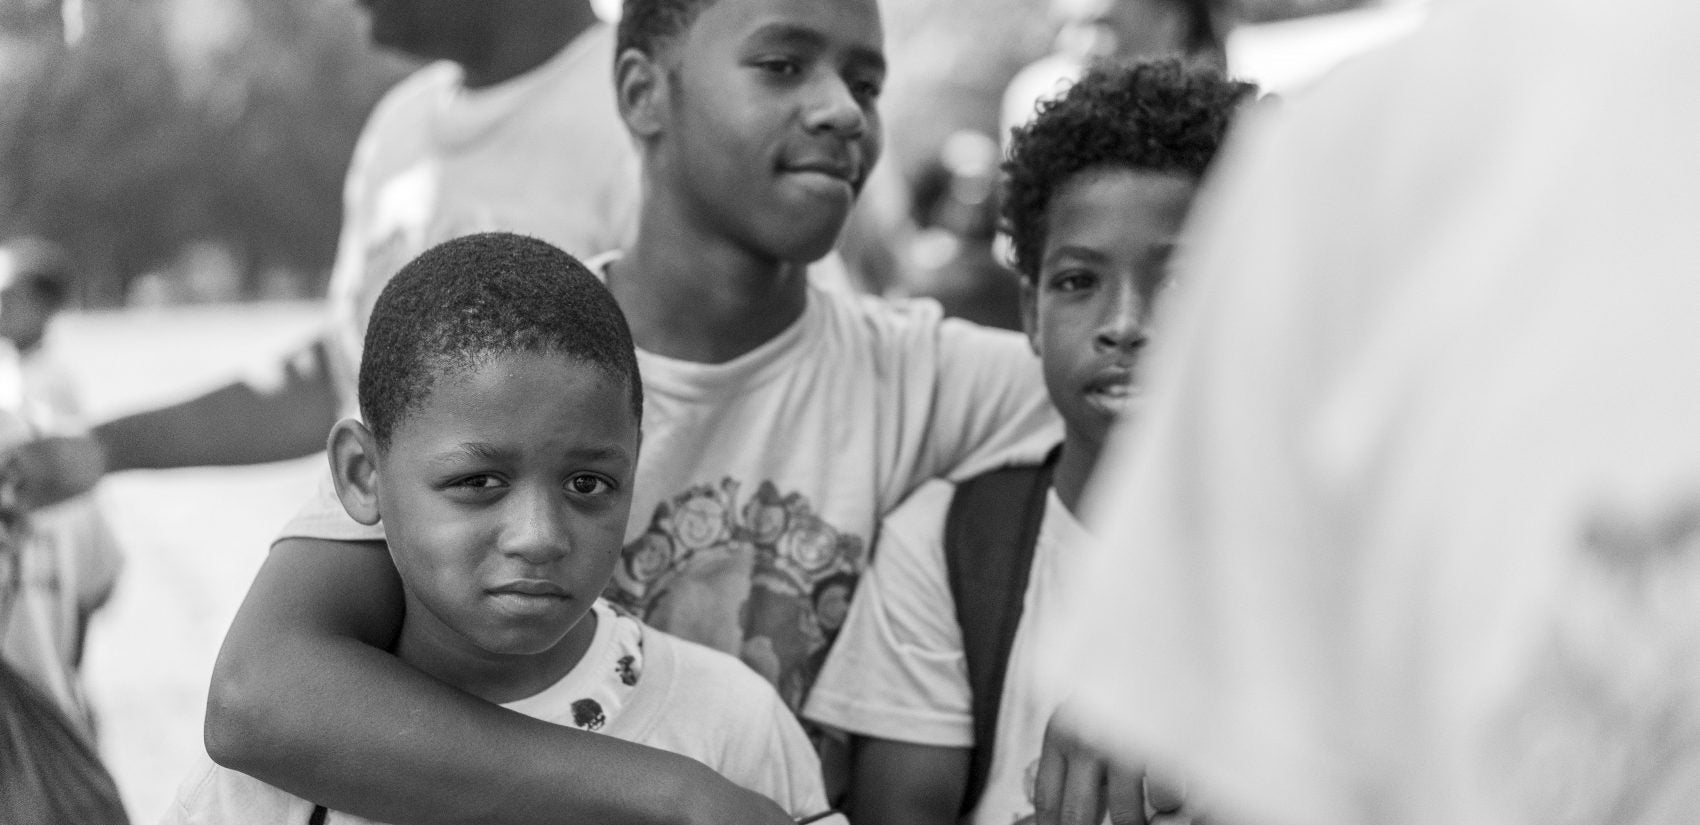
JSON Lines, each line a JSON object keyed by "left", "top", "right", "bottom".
{"left": 201, "top": 0, "right": 1056, "bottom": 822}
{"left": 806, "top": 60, "right": 1255, "bottom": 825}
{"left": 167, "top": 233, "right": 827, "bottom": 824}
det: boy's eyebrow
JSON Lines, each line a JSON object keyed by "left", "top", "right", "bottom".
{"left": 431, "top": 442, "right": 512, "bottom": 465}
{"left": 429, "top": 442, "right": 635, "bottom": 465}
{"left": 747, "top": 23, "right": 886, "bottom": 74}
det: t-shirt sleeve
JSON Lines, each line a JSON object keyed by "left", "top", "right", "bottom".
{"left": 921, "top": 318, "right": 1059, "bottom": 486}
{"left": 744, "top": 693, "right": 833, "bottom": 819}
{"left": 273, "top": 471, "right": 385, "bottom": 545}
{"left": 803, "top": 480, "right": 973, "bottom": 747}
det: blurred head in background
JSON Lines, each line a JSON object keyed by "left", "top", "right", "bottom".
{"left": 1053, "top": 0, "right": 1233, "bottom": 67}
{"left": 0, "top": 238, "right": 74, "bottom": 356}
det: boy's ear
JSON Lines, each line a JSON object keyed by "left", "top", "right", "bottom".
{"left": 1018, "top": 279, "right": 1040, "bottom": 356}
{"left": 327, "top": 418, "right": 383, "bottom": 526}
{"left": 615, "top": 47, "right": 668, "bottom": 139}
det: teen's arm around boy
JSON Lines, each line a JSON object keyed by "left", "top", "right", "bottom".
{"left": 206, "top": 538, "right": 793, "bottom": 825}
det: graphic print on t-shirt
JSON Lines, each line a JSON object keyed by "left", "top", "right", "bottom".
{"left": 606, "top": 478, "right": 865, "bottom": 710}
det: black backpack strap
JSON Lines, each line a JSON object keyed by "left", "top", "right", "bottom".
{"left": 943, "top": 446, "right": 1060, "bottom": 816}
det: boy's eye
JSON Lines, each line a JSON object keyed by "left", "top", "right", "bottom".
{"left": 754, "top": 57, "right": 802, "bottom": 77}
{"left": 848, "top": 74, "right": 883, "bottom": 103}
{"left": 1050, "top": 270, "right": 1097, "bottom": 292}
{"left": 445, "top": 474, "right": 506, "bottom": 496}
{"left": 567, "top": 474, "right": 614, "bottom": 496}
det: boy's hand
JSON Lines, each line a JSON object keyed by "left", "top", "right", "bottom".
{"left": 5, "top": 434, "right": 106, "bottom": 509}
{"left": 1033, "top": 700, "right": 1150, "bottom": 825}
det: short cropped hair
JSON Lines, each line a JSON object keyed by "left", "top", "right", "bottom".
{"left": 616, "top": 0, "right": 717, "bottom": 60}
{"left": 1001, "top": 58, "right": 1257, "bottom": 283}
{"left": 358, "top": 232, "right": 642, "bottom": 448}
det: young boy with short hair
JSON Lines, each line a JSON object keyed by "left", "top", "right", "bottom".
{"left": 803, "top": 59, "right": 1257, "bottom": 825}
{"left": 202, "top": 0, "right": 1056, "bottom": 820}
{"left": 167, "top": 232, "right": 829, "bottom": 823}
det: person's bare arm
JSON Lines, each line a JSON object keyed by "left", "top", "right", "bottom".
{"left": 206, "top": 537, "right": 794, "bottom": 825}
{"left": 91, "top": 338, "right": 338, "bottom": 472}
{"left": 845, "top": 736, "right": 969, "bottom": 825}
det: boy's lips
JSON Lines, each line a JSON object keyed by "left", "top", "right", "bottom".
{"left": 1083, "top": 368, "right": 1138, "bottom": 416}
{"left": 488, "top": 579, "right": 570, "bottom": 618}
{"left": 489, "top": 579, "right": 569, "bottom": 598}
{"left": 780, "top": 157, "right": 862, "bottom": 190}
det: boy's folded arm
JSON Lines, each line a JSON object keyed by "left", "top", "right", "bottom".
{"left": 206, "top": 536, "right": 793, "bottom": 825}
{"left": 846, "top": 736, "right": 969, "bottom": 825}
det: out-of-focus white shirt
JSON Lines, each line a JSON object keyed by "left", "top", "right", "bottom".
{"left": 1042, "top": 1, "right": 1700, "bottom": 823}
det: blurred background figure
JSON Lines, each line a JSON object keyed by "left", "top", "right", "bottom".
{"left": 893, "top": 130, "right": 1021, "bottom": 331}
{"left": 0, "top": 237, "right": 121, "bottom": 735}
{"left": 1039, "top": 1, "right": 1700, "bottom": 824}
{"left": 0, "top": 240, "right": 130, "bottom": 825}
{"left": 1001, "top": 0, "right": 1234, "bottom": 144}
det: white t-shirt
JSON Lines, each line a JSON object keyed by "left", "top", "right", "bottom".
{"left": 324, "top": 22, "right": 641, "bottom": 407}
{"left": 805, "top": 479, "right": 1086, "bottom": 825}
{"left": 166, "top": 600, "right": 828, "bottom": 824}
{"left": 284, "top": 259, "right": 1060, "bottom": 710}
{"left": 1041, "top": 1, "right": 1700, "bottom": 824}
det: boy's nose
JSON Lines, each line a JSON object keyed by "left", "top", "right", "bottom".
{"left": 1095, "top": 284, "right": 1149, "bottom": 353}
{"left": 497, "top": 487, "right": 570, "bottom": 565}
{"left": 803, "top": 76, "right": 867, "bottom": 139}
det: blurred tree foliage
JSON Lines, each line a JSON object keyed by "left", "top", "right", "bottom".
{"left": 0, "top": 0, "right": 411, "bottom": 307}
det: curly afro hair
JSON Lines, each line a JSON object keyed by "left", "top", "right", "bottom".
{"left": 1001, "top": 58, "right": 1257, "bottom": 283}
{"left": 358, "top": 232, "right": 642, "bottom": 449}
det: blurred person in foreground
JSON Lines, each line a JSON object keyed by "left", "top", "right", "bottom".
{"left": 81, "top": 0, "right": 639, "bottom": 475}
{"left": 1029, "top": 0, "right": 1700, "bottom": 823}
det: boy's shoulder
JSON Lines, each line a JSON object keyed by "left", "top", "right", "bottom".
{"left": 636, "top": 622, "right": 781, "bottom": 704}
{"left": 368, "top": 60, "right": 463, "bottom": 126}
{"left": 810, "top": 284, "right": 1030, "bottom": 360}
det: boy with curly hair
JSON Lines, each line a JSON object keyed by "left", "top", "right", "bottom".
{"left": 805, "top": 58, "right": 1256, "bottom": 825}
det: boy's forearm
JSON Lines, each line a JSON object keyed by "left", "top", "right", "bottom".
{"left": 207, "top": 537, "right": 790, "bottom": 825}
{"left": 846, "top": 736, "right": 969, "bottom": 825}
{"left": 93, "top": 338, "right": 338, "bottom": 472}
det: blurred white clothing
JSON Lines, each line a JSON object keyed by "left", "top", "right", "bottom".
{"left": 0, "top": 340, "right": 121, "bottom": 736}
{"left": 1043, "top": 1, "right": 1700, "bottom": 824}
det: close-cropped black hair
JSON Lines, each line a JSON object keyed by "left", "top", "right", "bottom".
{"left": 358, "top": 232, "right": 642, "bottom": 448}
{"left": 616, "top": 0, "right": 717, "bottom": 61}
{"left": 1001, "top": 58, "right": 1257, "bottom": 283}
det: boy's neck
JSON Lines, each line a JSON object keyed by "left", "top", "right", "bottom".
{"left": 610, "top": 202, "right": 813, "bottom": 365}
{"left": 459, "top": 1, "right": 600, "bottom": 89}
{"left": 394, "top": 597, "right": 600, "bottom": 705}
{"left": 1051, "top": 429, "right": 1104, "bottom": 519}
